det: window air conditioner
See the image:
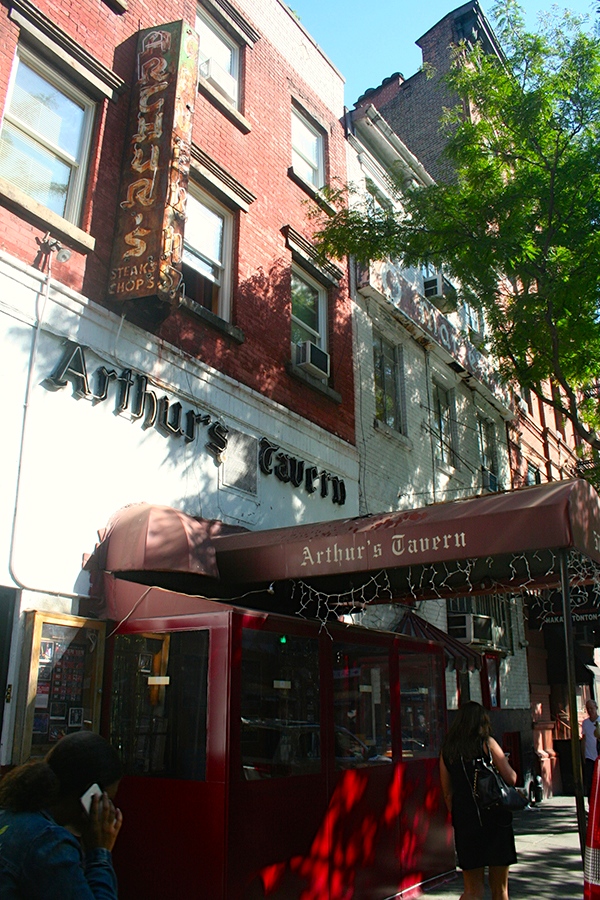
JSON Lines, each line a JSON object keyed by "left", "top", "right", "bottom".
{"left": 423, "top": 272, "right": 457, "bottom": 313}
{"left": 448, "top": 613, "right": 494, "bottom": 645}
{"left": 198, "top": 55, "right": 237, "bottom": 105}
{"left": 481, "top": 467, "right": 499, "bottom": 492}
{"left": 296, "top": 340, "right": 330, "bottom": 379}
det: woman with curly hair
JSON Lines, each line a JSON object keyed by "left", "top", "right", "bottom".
{"left": 440, "top": 701, "right": 518, "bottom": 900}
{"left": 0, "top": 731, "right": 123, "bottom": 898}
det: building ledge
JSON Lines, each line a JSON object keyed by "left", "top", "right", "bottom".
{"left": 286, "top": 362, "right": 342, "bottom": 403}
{"left": 0, "top": 177, "right": 95, "bottom": 253}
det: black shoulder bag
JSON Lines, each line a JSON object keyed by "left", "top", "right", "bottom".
{"left": 463, "top": 743, "right": 527, "bottom": 814}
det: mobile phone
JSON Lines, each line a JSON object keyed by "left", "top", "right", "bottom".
{"left": 80, "top": 783, "right": 102, "bottom": 814}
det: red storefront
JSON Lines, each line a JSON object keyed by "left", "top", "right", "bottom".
{"left": 80, "top": 478, "right": 600, "bottom": 894}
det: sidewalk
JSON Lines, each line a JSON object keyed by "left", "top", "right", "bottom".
{"left": 421, "top": 796, "right": 584, "bottom": 899}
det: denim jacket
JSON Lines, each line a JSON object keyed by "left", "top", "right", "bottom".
{"left": 0, "top": 808, "right": 118, "bottom": 899}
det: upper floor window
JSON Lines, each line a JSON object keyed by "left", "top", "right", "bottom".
{"left": 291, "top": 108, "right": 324, "bottom": 190}
{"left": 373, "top": 332, "right": 406, "bottom": 434}
{"left": 0, "top": 47, "right": 94, "bottom": 224}
{"left": 196, "top": 9, "right": 240, "bottom": 108}
{"left": 182, "top": 187, "right": 233, "bottom": 321}
{"left": 291, "top": 268, "right": 327, "bottom": 350}
{"left": 432, "top": 381, "right": 456, "bottom": 465}
{"left": 478, "top": 417, "right": 498, "bottom": 491}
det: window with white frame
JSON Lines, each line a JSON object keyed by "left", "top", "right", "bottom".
{"left": 432, "top": 381, "right": 456, "bottom": 465}
{"left": 291, "top": 107, "right": 324, "bottom": 190}
{"left": 291, "top": 267, "right": 327, "bottom": 353}
{"left": 0, "top": 47, "right": 95, "bottom": 223}
{"left": 373, "top": 331, "right": 406, "bottom": 434}
{"left": 196, "top": 8, "right": 240, "bottom": 108}
{"left": 478, "top": 417, "right": 498, "bottom": 491}
{"left": 182, "top": 187, "right": 233, "bottom": 320}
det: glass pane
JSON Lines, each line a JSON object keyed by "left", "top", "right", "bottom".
{"left": 291, "top": 273, "right": 319, "bottom": 333}
{"left": 241, "top": 629, "right": 320, "bottom": 779}
{"left": 0, "top": 122, "right": 70, "bottom": 216}
{"left": 291, "top": 318, "right": 314, "bottom": 346}
{"left": 182, "top": 245, "right": 219, "bottom": 284}
{"left": 12, "top": 61, "right": 85, "bottom": 157}
{"left": 291, "top": 149, "right": 317, "bottom": 186}
{"left": 399, "top": 650, "right": 444, "bottom": 759}
{"left": 185, "top": 195, "right": 224, "bottom": 267}
{"left": 31, "top": 622, "right": 102, "bottom": 757}
{"left": 333, "top": 643, "right": 391, "bottom": 769}
{"left": 110, "top": 631, "right": 209, "bottom": 780}
{"left": 197, "top": 16, "right": 234, "bottom": 76}
{"left": 292, "top": 112, "right": 318, "bottom": 167}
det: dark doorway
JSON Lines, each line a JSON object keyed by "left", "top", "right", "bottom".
{"left": 0, "top": 587, "right": 16, "bottom": 738}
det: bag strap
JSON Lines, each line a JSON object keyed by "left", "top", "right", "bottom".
{"left": 462, "top": 755, "right": 483, "bottom": 826}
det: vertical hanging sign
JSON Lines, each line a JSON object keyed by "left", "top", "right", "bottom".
{"left": 108, "top": 20, "right": 199, "bottom": 323}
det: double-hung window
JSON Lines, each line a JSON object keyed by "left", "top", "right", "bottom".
{"left": 0, "top": 47, "right": 94, "bottom": 223}
{"left": 373, "top": 331, "right": 405, "bottom": 434}
{"left": 291, "top": 268, "right": 327, "bottom": 352}
{"left": 478, "top": 417, "right": 498, "bottom": 491}
{"left": 291, "top": 108, "right": 324, "bottom": 190}
{"left": 182, "top": 187, "right": 233, "bottom": 321}
{"left": 196, "top": 9, "right": 240, "bottom": 108}
{"left": 432, "top": 381, "right": 456, "bottom": 465}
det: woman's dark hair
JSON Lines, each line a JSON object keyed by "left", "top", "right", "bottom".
{"left": 442, "top": 700, "right": 492, "bottom": 765}
{"left": 0, "top": 731, "right": 123, "bottom": 813}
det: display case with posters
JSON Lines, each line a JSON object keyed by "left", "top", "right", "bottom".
{"left": 13, "top": 610, "right": 105, "bottom": 763}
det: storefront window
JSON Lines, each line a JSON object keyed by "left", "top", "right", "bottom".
{"left": 110, "top": 630, "right": 209, "bottom": 780}
{"left": 241, "top": 629, "right": 320, "bottom": 779}
{"left": 399, "top": 651, "right": 444, "bottom": 759}
{"left": 332, "top": 643, "right": 391, "bottom": 769}
{"left": 15, "top": 611, "right": 105, "bottom": 764}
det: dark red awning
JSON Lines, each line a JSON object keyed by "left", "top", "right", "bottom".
{"left": 394, "top": 608, "right": 482, "bottom": 672}
{"left": 213, "top": 479, "right": 600, "bottom": 583}
{"left": 84, "top": 503, "right": 246, "bottom": 581}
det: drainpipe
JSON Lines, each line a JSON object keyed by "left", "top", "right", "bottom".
{"left": 423, "top": 345, "right": 437, "bottom": 504}
{"left": 8, "top": 235, "right": 84, "bottom": 602}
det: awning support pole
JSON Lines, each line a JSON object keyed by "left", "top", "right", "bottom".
{"left": 560, "top": 549, "right": 586, "bottom": 860}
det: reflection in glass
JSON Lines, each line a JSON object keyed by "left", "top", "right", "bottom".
{"left": 399, "top": 651, "right": 444, "bottom": 758}
{"left": 333, "top": 643, "right": 391, "bottom": 769}
{"left": 241, "top": 629, "right": 320, "bottom": 779}
{"left": 110, "top": 631, "right": 209, "bottom": 780}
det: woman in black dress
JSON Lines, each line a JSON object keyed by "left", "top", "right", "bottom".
{"left": 440, "top": 701, "right": 517, "bottom": 900}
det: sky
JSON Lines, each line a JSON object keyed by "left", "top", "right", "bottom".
{"left": 287, "top": 0, "right": 598, "bottom": 106}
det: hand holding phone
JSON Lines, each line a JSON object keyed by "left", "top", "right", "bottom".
{"left": 80, "top": 783, "right": 102, "bottom": 815}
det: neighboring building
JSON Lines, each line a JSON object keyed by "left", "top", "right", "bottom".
{"left": 350, "top": 0, "right": 586, "bottom": 795}
{"left": 341, "top": 98, "right": 530, "bottom": 776}
{"left": 0, "top": 0, "right": 357, "bottom": 766}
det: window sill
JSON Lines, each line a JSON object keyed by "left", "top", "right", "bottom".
{"left": 101, "top": 0, "right": 127, "bottom": 12}
{"left": 373, "top": 418, "right": 412, "bottom": 449}
{"left": 287, "top": 168, "right": 336, "bottom": 215}
{"left": 198, "top": 78, "right": 251, "bottom": 134}
{"left": 286, "top": 362, "right": 342, "bottom": 403}
{"left": 0, "top": 177, "right": 95, "bottom": 253}
{"left": 434, "top": 457, "right": 458, "bottom": 476}
{"left": 179, "top": 295, "right": 245, "bottom": 343}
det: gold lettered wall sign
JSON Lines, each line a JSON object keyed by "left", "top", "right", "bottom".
{"left": 108, "top": 20, "right": 199, "bottom": 322}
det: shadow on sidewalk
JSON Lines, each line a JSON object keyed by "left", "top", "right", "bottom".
{"left": 421, "top": 798, "right": 583, "bottom": 899}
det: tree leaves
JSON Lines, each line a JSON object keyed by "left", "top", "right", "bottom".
{"left": 314, "top": 1, "right": 600, "bottom": 457}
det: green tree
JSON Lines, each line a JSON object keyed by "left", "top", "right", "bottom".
{"left": 315, "top": 1, "right": 600, "bottom": 459}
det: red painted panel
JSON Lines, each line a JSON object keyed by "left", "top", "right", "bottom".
{"left": 112, "top": 776, "right": 227, "bottom": 899}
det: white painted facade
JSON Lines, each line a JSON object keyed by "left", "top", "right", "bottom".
{"left": 0, "top": 250, "right": 358, "bottom": 764}
{"left": 344, "top": 106, "right": 530, "bottom": 714}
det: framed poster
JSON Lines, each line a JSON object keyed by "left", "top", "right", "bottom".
{"left": 13, "top": 611, "right": 106, "bottom": 763}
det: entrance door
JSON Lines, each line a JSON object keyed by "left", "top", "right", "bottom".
{"left": 0, "top": 587, "right": 16, "bottom": 738}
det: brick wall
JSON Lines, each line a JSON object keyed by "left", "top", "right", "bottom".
{"left": 0, "top": 0, "right": 354, "bottom": 444}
